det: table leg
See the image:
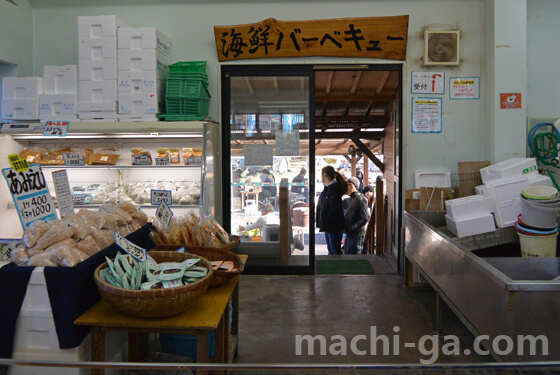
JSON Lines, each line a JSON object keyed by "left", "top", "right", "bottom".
{"left": 128, "top": 332, "right": 148, "bottom": 362}
{"left": 91, "top": 327, "right": 105, "bottom": 375}
{"left": 232, "top": 282, "right": 239, "bottom": 359}
{"left": 196, "top": 330, "right": 209, "bottom": 375}
{"left": 215, "top": 313, "right": 226, "bottom": 364}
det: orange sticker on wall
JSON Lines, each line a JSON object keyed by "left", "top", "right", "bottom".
{"left": 500, "top": 93, "right": 522, "bottom": 109}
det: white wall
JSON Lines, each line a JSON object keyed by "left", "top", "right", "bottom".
{"left": 30, "top": 0, "right": 486, "bottom": 189}
{"left": 0, "top": 0, "right": 33, "bottom": 75}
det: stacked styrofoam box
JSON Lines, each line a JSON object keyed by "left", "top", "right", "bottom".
{"left": 11, "top": 267, "right": 127, "bottom": 375}
{"left": 477, "top": 158, "right": 539, "bottom": 228}
{"left": 445, "top": 195, "right": 496, "bottom": 237}
{"left": 39, "top": 65, "right": 78, "bottom": 123}
{"left": 78, "top": 15, "right": 128, "bottom": 122}
{"left": 1, "top": 77, "right": 43, "bottom": 120}
{"left": 117, "top": 27, "right": 171, "bottom": 121}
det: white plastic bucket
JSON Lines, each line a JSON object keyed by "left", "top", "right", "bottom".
{"left": 518, "top": 232, "right": 558, "bottom": 257}
{"left": 520, "top": 197, "right": 560, "bottom": 228}
{"left": 522, "top": 186, "right": 559, "bottom": 200}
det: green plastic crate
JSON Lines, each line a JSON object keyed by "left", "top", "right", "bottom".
{"left": 157, "top": 114, "right": 209, "bottom": 121}
{"left": 165, "top": 97, "right": 210, "bottom": 116}
{"left": 168, "top": 61, "right": 207, "bottom": 74}
{"left": 166, "top": 78, "right": 210, "bottom": 99}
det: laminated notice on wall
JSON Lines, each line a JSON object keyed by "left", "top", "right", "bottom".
{"left": 244, "top": 144, "right": 274, "bottom": 166}
{"left": 275, "top": 130, "right": 300, "bottom": 156}
{"left": 412, "top": 97, "right": 442, "bottom": 133}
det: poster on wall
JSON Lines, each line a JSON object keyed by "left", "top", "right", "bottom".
{"left": 450, "top": 77, "right": 480, "bottom": 99}
{"left": 500, "top": 93, "right": 522, "bottom": 109}
{"left": 412, "top": 97, "right": 442, "bottom": 133}
{"left": 244, "top": 144, "right": 274, "bottom": 166}
{"left": 411, "top": 71, "right": 445, "bottom": 94}
{"left": 275, "top": 131, "right": 300, "bottom": 156}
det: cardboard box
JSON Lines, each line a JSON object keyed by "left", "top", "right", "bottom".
{"left": 78, "top": 40, "right": 117, "bottom": 60}
{"left": 78, "top": 80, "right": 117, "bottom": 102}
{"left": 405, "top": 189, "right": 421, "bottom": 211}
{"left": 117, "top": 70, "right": 167, "bottom": 93}
{"left": 43, "top": 65, "right": 78, "bottom": 94}
{"left": 419, "top": 187, "right": 455, "bottom": 211}
{"left": 117, "top": 27, "right": 172, "bottom": 56}
{"left": 118, "top": 92, "right": 163, "bottom": 114}
{"left": 78, "top": 15, "right": 128, "bottom": 41}
{"left": 117, "top": 49, "right": 170, "bottom": 72}
{"left": 1, "top": 99, "right": 39, "bottom": 120}
{"left": 2, "top": 77, "right": 43, "bottom": 100}
{"left": 39, "top": 93, "right": 78, "bottom": 116}
{"left": 79, "top": 58, "right": 117, "bottom": 81}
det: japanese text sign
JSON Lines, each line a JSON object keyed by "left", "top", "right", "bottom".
{"left": 155, "top": 157, "right": 170, "bottom": 166}
{"left": 214, "top": 15, "right": 409, "bottom": 62}
{"left": 411, "top": 71, "right": 445, "bottom": 94}
{"left": 43, "top": 121, "right": 69, "bottom": 137}
{"left": 8, "top": 154, "right": 29, "bottom": 172}
{"left": 450, "top": 77, "right": 480, "bottom": 99}
{"left": 115, "top": 232, "right": 147, "bottom": 262}
{"left": 51, "top": 170, "right": 75, "bottom": 218}
{"left": 412, "top": 97, "right": 442, "bottom": 133}
{"left": 155, "top": 201, "right": 173, "bottom": 229}
{"left": 2, "top": 164, "right": 57, "bottom": 229}
{"left": 151, "top": 189, "right": 172, "bottom": 205}
{"left": 62, "top": 153, "right": 86, "bottom": 166}
{"left": 500, "top": 93, "right": 522, "bottom": 109}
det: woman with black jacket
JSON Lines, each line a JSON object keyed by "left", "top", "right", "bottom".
{"left": 316, "top": 165, "right": 348, "bottom": 255}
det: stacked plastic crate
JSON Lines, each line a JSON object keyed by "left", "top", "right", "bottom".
{"left": 160, "top": 61, "right": 210, "bottom": 121}
{"left": 117, "top": 27, "right": 171, "bottom": 121}
{"left": 39, "top": 65, "right": 78, "bottom": 123}
{"left": 1, "top": 77, "right": 43, "bottom": 121}
{"left": 78, "top": 15, "right": 128, "bottom": 122}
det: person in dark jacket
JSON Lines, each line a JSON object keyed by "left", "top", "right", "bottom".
{"left": 316, "top": 165, "right": 348, "bottom": 255}
{"left": 344, "top": 177, "right": 370, "bottom": 255}
{"left": 356, "top": 170, "right": 364, "bottom": 193}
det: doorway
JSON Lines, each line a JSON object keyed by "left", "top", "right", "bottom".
{"left": 221, "top": 64, "right": 403, "bottom": 274}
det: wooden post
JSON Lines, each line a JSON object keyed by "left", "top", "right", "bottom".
{"left": 375, "top": 179, "right": 384, "bottom": 255}
{"left": 364, "top": 157, "right": 369, "bottom": 186}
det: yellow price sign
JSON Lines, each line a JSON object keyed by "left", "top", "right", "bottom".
{"left": 8, "top": 154, "right": 30, "bottom": 172}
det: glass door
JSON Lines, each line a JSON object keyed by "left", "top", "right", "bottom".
{"left": 221, "top": 65, "right": 315, "bottom": 274}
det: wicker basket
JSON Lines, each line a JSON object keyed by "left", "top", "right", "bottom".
{"left": 158, "top": 235, "right": 240, "bottom": 253}
{"left": 94, "top": 251, "right": 213, "bottom": 318}
{"left": 152, "top": 245, "right": 244, "bottom": 288}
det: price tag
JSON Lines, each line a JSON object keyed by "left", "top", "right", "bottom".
{"left": 155, "top": 201, "right": 173, "bottom": 229}
{"left": 51, "top": 170, "right": 74, "bottom": 218}
{"left": 187, "top": 156, "right": 203, "bottom": 165}
{"left": 114, "top": 231, "right": 147, "bottom": 262}
{"left": 71, "top": 193, "right": 85, "bottom": 205}
{"left": 8, "top": 154, "right": 29, "bottom": 172}
{"left": 43, "top": 121, "right": 69, "bottom": 137}
{"left": 155, "top": 157, "right": 170, "bottom": 166}
{"left": 132, "top": 155, "right": 151, "bottom": 165}
{"left": 151, "top": 189, "right": 172, "bottom": 205}
{"left": 2, "top": 164, "right": 58, "bottom": 229}
{"left": 62, "top": 153, "right": 86, "bottom": 166}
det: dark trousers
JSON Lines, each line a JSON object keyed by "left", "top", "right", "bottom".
{"left": 325, "top": 231, "right": 343, "bottom": 255}
{"left": 344, "top": 235, "right": 364, "bottom": 255}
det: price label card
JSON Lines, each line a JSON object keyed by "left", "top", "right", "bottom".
{"left": 186, "top": 156, "right": 203, "bottom": 165}
{"left": 51, "top": 170, "right": 74, "bottom": 218}
{"left": 2, "top": 164, "right": 57, "bottom": 229}
{"left": 155, "top": 201, "right": 173, "bottom": 229}
{"left": 72, "top": 193, "right": 85, "bottom": 205}
{"left": 43, "top": 121, "right": 69, "bottom": 137}
{"left": 155, "top": 157, "right": 170, "bottom": 166}
{"left": 114, "top": 231, "right": 147, "bottom": 261}
{"left": 132, "top": 155, "right": 151, "bottom": 165}
{"left": 62, "top": 153, "right": 86, "bottom": 166}
{"left": 8, "top": 154, "right": 29, "bottom": 172}
{"left": 151, "top": 189, "right": 172, "bottom": 205}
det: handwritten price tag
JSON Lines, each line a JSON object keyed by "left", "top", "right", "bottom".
{"left": 114, "top": 231, "right": 147, "bottom": 262}
{"left": 151, "top": 189, "right": 172, "bottom": 205}
{"left": 132, "top": 155, "right": 151, "bottom": 165}
{"left": 187, "top": 156, "right": 203, "bottom": 165}
{"left": 8, "top": 154, "right": 29, "bottom": 172}
{"left": 51, "top": 170, "right": 74, "bottom": 218}
{"left": 62, "top": 153, "right": 86, "bottom": 166}
{"left": 43, "top": 121, "right": 69, "bottom": 137}
{"left": 155, "top": 201, "right": 173, "bottom": 229}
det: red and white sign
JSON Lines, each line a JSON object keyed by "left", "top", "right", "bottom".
{"left": 500, "top": 93, "right": 522, "bottom": 109}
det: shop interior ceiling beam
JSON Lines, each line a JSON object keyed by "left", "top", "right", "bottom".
{"left": 315, "top": 130, "right": 384, "bottom": 141}
{"left": 350, "top": 134, "right": 384, "bottom": 172}
{"left": 376, "top": 71, "right": 391, "bottom": 94}
{"left": 350, "top": 72, "right": 362, "bottom": 95}
{"left": 326, "top": 71, "right": 334, "bottom": 95}
{"left": 245, "top": 77, "right": 254, "bottom": 95}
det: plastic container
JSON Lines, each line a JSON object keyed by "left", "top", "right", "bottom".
{"left": 160, "top": 330, "right": 216, "bottom": 360}
{"left": 522, "top": 186, "right": 559, "bottom": 200}
{"left": 518, "top": 232, "right": 558, "bottom": 257}
{"left": 168, "top": 61, "right": 207, "bottom": 74}
{"left": 169, "top": 148, "right": 180, "bottom": 164}
{"left": 182, "top": 148, "right": 193, "bottom": 165}
{"left": 480, "top": 158, "right": 538, "bottom": 184}
{"left": 520, "top": 196, "right": 560, "bottom": 228}
{"left": 414, "top": 169, "right": 451, "bottom": 188}
{"left": 166, "top": 78, "right": 210, "bottom": 98}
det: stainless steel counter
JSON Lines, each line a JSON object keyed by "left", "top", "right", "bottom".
{"left": 405, "top": 211, "right": 560, "bottom": 361}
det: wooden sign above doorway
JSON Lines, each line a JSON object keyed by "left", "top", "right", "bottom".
{"left": 214, "top": 15, "right": 409, "bottom": 62}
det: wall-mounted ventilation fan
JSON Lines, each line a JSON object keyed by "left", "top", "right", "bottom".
{"left": 424, "top": 30, "right": 460, "bottom": 66}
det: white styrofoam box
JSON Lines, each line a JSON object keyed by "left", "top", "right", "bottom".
{"left": 445, "top": 213, "right": 496, "bottom": 238}
{"left": 118, "top": 92, "right": 163, "bottom": 114}
{"left": 117, "top": 27, "right": 172, "bottom": 56}
{"left": 79, "top": 80, "right": 117, "bottom": 102}
{"left": 485, "top": 176, "right": 530, "bottom": 228}
{"left": 10, "top": 340, "right": 90, "bottom": 375}
{"left": 2, "top": 99, "right": 39, "bottom": 120}
{"left": 40, "top": 115, "right": 79, "bottom": 123}
{"left": 528, "top": 173, "right": 554, "bottom": 188}
{"left": 77, "top": 101, "right": 116, "bottom": 112}
{"left": 78, "top": 111, "right": 117, "bottom": 120}
{"left": 20, "top": 268, "right": 49, "bottom": 310}
{"left": 2, "top": 77, "right": 43, "bottom": 100}
{"left": 43, "top": 65, "right": 78, "bottom": 94}
{"left": 39, "top": 94, "right": 77, "bottom": 116}
{"left": 13, "top": 308, "right": 57, "bottom": 350}
{"left": 117, "top": 113, "right": 158, "bottom": 122}
{"left": 79, "top": 58, "right": 117, "bottom": 81}
{"left": 445, "top": 194, "right": 494, "bottom": 220}
{"left": 117, "top": 49, "right": 170, "bottom": 72}
{"left": 415, "top": 169, "right": 452, "bottom": 188}
{"left": 80, "top": 118, "right": 118, "bottom": 122}
{"left": 78, "top": 40, "right": 117, "bottom": 60}
{"left": 480, "top": 158, "right": 538, "bottom": 184}
{"left": 117, "top": 70, "right": 167, "bottom": 93}
{"left": 78, "top": 15, "right": 128, "bottom": 41}
{"left": 475, "top": 184, "right": 487, "bottom": 195}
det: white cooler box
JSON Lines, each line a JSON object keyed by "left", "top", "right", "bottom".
{"left": 118, "top": 92, "right": 163, "bottom": 114}
{"left": 117, "top": 27, "right": 172, "bottom": 56}
{"left": 480, "top": 158, "right": 538, "bottom": 184}
{"left": 78, "top": 15, "right": 129, "bottom": 42}
{"left": 2, "top": 99, "right": 39, "bottom": 120}
{"left": 43, "top": 66, "right": 78, "bottom": 95}
{"left": 79, "top": 59, "right": 117, "bottom": 81}
{"left": 2, "top": 77, "right": 43, "bottom": 100}
{"left": 117, "top": 49, "right": 170, "bottom": 72}
{"left": 445, "top": 194, "right": 494, "bottom": 220}
{"left": 39, "top": 94, "right": 77, "bottom": 116}
{"left": 78, "top": 41, "right": 117, "bottom": 60}
{"left": 117, "top": 70, "right": 167, "bottom": 93}
{"left": 445, "top": 213, "right": 496, "bottom": 238}
{"left": 79, "top": 80, "right": 117, "bottom": 102}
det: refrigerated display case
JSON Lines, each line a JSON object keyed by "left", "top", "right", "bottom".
{"left": 0, "top": 120, "right": 221, "bottom": 240}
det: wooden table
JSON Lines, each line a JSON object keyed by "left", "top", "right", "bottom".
{"left": 75, "top": 254, "right": 247, "bottom": 375}
{"left": 240, "top": 190, "right": 259, "bottom": 212}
